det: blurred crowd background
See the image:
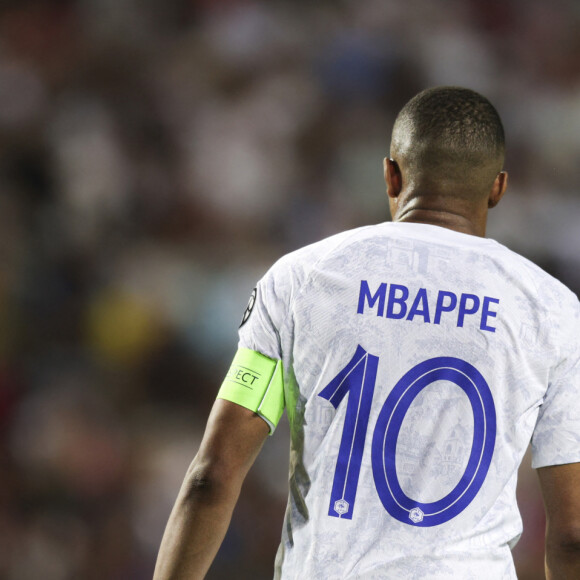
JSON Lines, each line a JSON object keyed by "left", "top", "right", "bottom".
{"left": 0, "top": 0, "right": 579, "bottom": 578}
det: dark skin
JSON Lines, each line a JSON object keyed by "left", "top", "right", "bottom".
{"left": 153, "top": 399, "right": 269, "bottom": 580}
{"left": 538, "top": 463, "right": 580, "bottom": 578}
{"left": 155, "top": 153, "right": 580, "bottom": 580}
{"left": 383, "top": 156, "right": 508, "bottom": 238}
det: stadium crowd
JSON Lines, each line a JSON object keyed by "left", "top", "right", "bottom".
{"left": 0, "top": 0, "right": 579, "bottom": 578}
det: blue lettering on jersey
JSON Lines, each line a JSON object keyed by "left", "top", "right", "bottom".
{"left": 458, "top": 293, "right": 480, "bottom": 327}
{"left": 357, "top": 281, "right": 387, "bottom": 317}
{"left": 407, "top": 288, "right": 430, "bottom": 322}
{"left": 434, "top": 291, "right": 458, "bottom": 324}
{"left": 357, "top": 280, "right": 499, "bottom": 332}
{"left": 480, "top": 297, "right": 500, "bottom": 333}
{"left": 386, "top": 284, "right": 409, "bottom": 319}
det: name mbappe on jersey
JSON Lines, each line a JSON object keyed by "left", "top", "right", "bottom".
{"left": 357, "top": 280, "right": 500, "bottom": 332}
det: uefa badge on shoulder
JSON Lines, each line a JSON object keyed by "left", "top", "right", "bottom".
{"left": 240, "top": 287, "right": 257, "bottom": 328}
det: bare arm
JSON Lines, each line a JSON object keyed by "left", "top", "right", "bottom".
{"left": 538, "top": 462, "right": 580, "bottom": 580}
{"left": 153, "top": 399, "right": 270, "bottom": 580}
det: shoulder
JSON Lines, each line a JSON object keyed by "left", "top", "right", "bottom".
{"left": 255, "top": 225, "right": 379, "bottom": 323}
{"left": 267, "top": 224, "right": 378, "bottom": 285}
{"left": 486, "top": 240, "right": 580, "bottom": 353}
{"left": 488, "top": 239, "right": 579, "bottom": 308}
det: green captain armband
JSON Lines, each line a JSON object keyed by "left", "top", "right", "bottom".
{"left": 217, "top": 348, "right": 285, "bottom": 434}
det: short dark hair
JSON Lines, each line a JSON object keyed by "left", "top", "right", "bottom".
{"left": 391, "top": 87, "right": 505, "bottom": 193}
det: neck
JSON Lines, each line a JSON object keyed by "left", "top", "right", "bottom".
{"left": 392, "top": 193, "right": 488, "bottom": 237}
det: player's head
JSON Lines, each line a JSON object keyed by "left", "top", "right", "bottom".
{"left": 387, "top": 86, "right": 507, "bottom": 208}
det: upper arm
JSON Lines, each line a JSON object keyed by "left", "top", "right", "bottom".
{"left": 538, "top": 462, "right": 580, "bottom": 549}
{"left": 191, "top": 399, "right": 270, "bottom": 490}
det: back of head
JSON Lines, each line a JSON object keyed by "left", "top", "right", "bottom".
{"left": 391, "top": 87, "right": 505, "bottom": 198}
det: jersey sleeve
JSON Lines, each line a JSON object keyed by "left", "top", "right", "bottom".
{"left": 237, "top": 260, "right": 292, "bottom": 361}
{"left": 223, "top": 232, "right": 355, "bottom": 431}
{"left": 531, "top": 296, "right": 580, "bottom": 468}
{"left": 215, "top": 257, "right": 297, "bottom": 433}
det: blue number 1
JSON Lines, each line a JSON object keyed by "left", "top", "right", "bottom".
{"left": 318, "top": 345, "right": 378, "bottom": 519}
{"left": 318, "top": 347, "right": 496, "bottom": 527}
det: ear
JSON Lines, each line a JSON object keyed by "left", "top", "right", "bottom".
{"left": 488, "top": 171, "right": 508, "bottom": 208}
{"left": 384, "top": 157, "right": 402, "bottom": 199}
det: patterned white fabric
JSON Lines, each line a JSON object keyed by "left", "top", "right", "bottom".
{"left": 237, "top": 222, "right": 580, "bottom": 580}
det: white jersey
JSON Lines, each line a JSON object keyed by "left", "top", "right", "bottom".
{"left": 238, "top": 222, "right": 580, "bottom": 580}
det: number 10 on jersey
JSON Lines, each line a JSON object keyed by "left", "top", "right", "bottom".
{"left": 318, "top": 346, "right": 496, "bottom": 527}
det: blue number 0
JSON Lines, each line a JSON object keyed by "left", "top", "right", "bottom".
{"left": 318, "top": 348, "right": 496, "bottom": 527}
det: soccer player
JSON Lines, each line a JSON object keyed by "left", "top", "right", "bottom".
{"left": 154, "top": 87, "right": 580, "bottom": 579}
